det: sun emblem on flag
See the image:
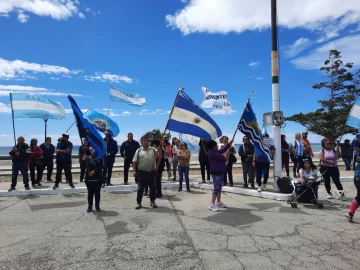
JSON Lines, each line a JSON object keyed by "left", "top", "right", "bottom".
{"left": 194, "top": 117, "right": 201, "bottom": 124}
{"left": 248, "top": 121, "right": 259, "bottom": 135}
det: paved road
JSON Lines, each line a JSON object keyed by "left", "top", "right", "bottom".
{"left": 1, "top": 189, "right": 359, "bottom": 270}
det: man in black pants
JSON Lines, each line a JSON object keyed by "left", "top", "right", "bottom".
{"left": 103, "top": 133, "right": 118, "bottom": 185}
{"left": 199, "top": 138, "right": 210, "bottom": 183}
{"left": 39, "top": 137, "right": 55, "bottom": 182}
{"left": 8, "top": 136, "right": 31, "bottom": 192}
{"left": 132, "top": 136, "right": 158, "bottom": 209}
{"left": 53, "top": 134, "right": 75, "bottom": 189}
{"left": 120, "top": 133, "right": 140, "bottom": 185}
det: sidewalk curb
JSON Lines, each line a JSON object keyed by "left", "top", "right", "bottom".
{"left": 0, "top": 181, "right": 293, "bottom": 201}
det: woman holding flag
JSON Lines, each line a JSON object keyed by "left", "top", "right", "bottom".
{"left": 82, "top": 147, "right": 105, "bottom": 212}
{"left": 207, "top": 138, "right": 233, "bottom": 212}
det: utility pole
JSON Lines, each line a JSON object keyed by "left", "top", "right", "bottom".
{"left": 271, "top": 0, "right": 281, "bottom": 191}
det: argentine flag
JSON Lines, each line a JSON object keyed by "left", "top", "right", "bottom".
{"left": 110, "top": 87, "right": 146, "bottom": 106}
{"left": 10, "top": 93, "right": 65, "bottom": 120}
{"left": 346, "top": 97, "right": 360, "bottom": 129}
{"left": 167, "top": 91, "right": 222, "bottom": 140}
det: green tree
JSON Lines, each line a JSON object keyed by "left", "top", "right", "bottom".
{"left": 143, "top": 129, "right": 171, "bottom": 140}
{"left": 286, "top": 50, "right": 360, "bottom": 142}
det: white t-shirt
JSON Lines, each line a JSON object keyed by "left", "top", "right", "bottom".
{"left": 299, "top": 168, "right": 318, "bottom": 179}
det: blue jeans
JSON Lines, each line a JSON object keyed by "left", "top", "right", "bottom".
{"left": 342, "top": 156, "right": 351, "bottom": 170}
{"left": 11, "top": 162, "right": 29, "bottom": 189}
{"left": 178, "top": 167, "right": 190, "bottom": 190}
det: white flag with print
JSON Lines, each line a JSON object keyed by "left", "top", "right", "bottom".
{"left": 200, "top": 86, "right": 233, "bottom": 114}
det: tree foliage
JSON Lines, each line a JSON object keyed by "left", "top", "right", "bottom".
{"left": 143, "top": 129, "right": 171, "bottom": 139}
{"left": 286, "top": 50, "right": 360, "bottom": 142}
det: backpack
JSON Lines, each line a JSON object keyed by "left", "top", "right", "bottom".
{"left": 277, "top": 177, "right": 294, "bottom": 194}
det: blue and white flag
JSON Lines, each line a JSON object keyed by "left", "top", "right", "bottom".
{"left": 167, "top": 91, "right": 222, "bottom": 140}
{"left": 10, "top": 93, "right": 65, "bottom": 120}
{"left": 68, "top": 96, "right": 106, "bottom": 160}
{"left": 84, "top": 109, "right": 120, "bottom": 137}
{"left": 238, "top": 103, "right": 272, "bottom": 163}
{"left": 200, "top": 86, "right": 233, "bottom": 114}
{"left": 346, "top": 97, "right": 360, "bottom": 129}
{"left": 110, "top": 87, "right": 146, "bottom": 106}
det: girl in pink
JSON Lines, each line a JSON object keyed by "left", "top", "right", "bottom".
{"left": 28, "top": 138, "right": 43, "bottom": 187}
{"left": 162, "top": 136, "right": 172, "bottom": 180}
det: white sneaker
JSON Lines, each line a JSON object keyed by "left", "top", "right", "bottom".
{"left": 257, "top": 186, "right": 262, "bottom": 192}
{"left": 327, "top": 193, "right": 332, "bottom": 199}
{"left": 216, "top": 201, "right": 227, "bottom": 208}
{"left": 262, "top": 184, "right": 267, "bottom": 191}
{"left": 208, "top": 204, "right": 219, "bottom": 212}
{"left": 341, "top": 193, "right": 346, "bottom": 201}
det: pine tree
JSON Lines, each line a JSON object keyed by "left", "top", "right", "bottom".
{"left": 286, "top": 50, "right": 360, "bottom": 142}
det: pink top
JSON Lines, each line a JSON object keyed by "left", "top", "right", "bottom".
{"left": 322, "top": 149, "right": 337, "bottom": 167}
{"left": 28, "top": 146, "right": 43, "bottom": 166}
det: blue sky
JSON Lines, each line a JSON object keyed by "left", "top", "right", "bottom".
{"left": 0, "top": 0, "right": 359, "bottom": 146}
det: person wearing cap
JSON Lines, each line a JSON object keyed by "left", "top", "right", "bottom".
{"left": 340, "top": 139, "right": 353, "bottom": 171}
{"left": 39, "top": 137, "right": 55, "bottom": 182}
{"left": 302, "top": 132, "right": 313, "bottom": 161}
{"left": 120, "top": 133, "right": 140, "bottom": 185}
{"left": 103, "top": 132, "right": 118, "bottom": 185}
{"left": 53, "top": 134, "right": 75, "bottom": 189}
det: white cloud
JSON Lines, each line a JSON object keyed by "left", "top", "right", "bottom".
{"left": 139, "top": 109, "right": 169, "bottom": 115}
{"left": 17, "top": 10, "right": 29, "bottom": 23}
{"left": 0, "top": 57, "right": 80, "bottom": 80}
{"left": 0, "top": 84, "right": 82, "bottom": 97}
{"left": 291, "top": 34, "right": 360, "bottom": 70}
{"left": 0, "top": 0, "right": 81, "bottom": 22}
{"left": 256, "top": 77, "right": 263, "bottom": 80}
{"left": 248, "top": 61, "right": 259, "bottom": 67}
{"left": 0, "top": 102, "right": 11, "bottom": 113}
{"left": 78, "top": 12, "right": 85, "bottom": 19}
{"left": 284, "top": 37, "right": 312, "bottom": 58}
{"left": 210, "top": 109, "right": 237, "bottom": 115}
{"left": 165, "top": 0, "right": 360, "bottom": 38}
{"left": 84, "top": 7, "right": 99, "bottom": 17}
{"left": 84, "top": 72, "right": 133, "bottom": 84}
{"left": 49, "top": 77, "right": 60, "bottom": 80}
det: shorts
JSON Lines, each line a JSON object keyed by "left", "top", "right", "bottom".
{"left": 211, "top": 174, "right": 223, "bottom": 195}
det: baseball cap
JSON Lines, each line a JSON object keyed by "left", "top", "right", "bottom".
{"left": 62, "top": 133, "right": 69, "bottom": 138}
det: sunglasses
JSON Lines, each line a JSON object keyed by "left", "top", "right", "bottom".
{"left": 326, "top": 142, "right": 332, "bottom": 145}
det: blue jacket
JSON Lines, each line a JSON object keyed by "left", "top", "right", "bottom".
{"left": 105, "top": 138, "right": 118, "bottom": 164}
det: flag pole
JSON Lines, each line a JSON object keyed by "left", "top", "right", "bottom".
{"left": 9, "top": 93, "right": 16, "bottom": 145}
{"left": 230, "top": 90, "right": 254, "bottom": 143}
{"left": 68, "top": 95, "right": 89, "bottom": 171}
{"left": 162, "top": 83, "right": 183, "bottom": 136}
{"left": 106, "top": 88, "right": 111, "bottom": 124}
{"left": 44, "top": 118, "right": 48, "bottom": 142}
{"left": 65, "top": 108, "right": 92, "bottom": 133}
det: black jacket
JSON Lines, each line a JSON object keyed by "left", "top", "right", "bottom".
{"left": 85, "top": 156, "right": 104, "bottom": 181}
{"left": 228, "top": 153, "right": 237, "bottom": 166}
{"left": 198, "top": 139, "right": 209, "bottom": 164}
{"left": 9, "top": 143, "right": 30, "bottom": 163}
{"left": 56, "top": 140, "right": 73, "bottom": 162}
{"left": 120, "top": 140, "right": 140, "bottom": 161}
{"left": 340, "top": 143, "right": 352, "bottom": 158}
{"left": 238, "top": 143, "right": 254, "bottom": 163}
{"left": 40, "top": 143, "right": 55, "bottom": 160}
{"left": 104, "top": 139, "right": 118, "bottom": 164}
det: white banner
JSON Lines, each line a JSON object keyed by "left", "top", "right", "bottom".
{"left": 200, "top": 86, "right": 233, "bottom": 114}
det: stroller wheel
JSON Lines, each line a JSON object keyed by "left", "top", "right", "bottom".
{"left": 290, "top": 202, "right": 294, "bottom": 208}
{"left": 317, "top": 203, "right": 324, "bottom": 209}
{"left": 293, "top": 203, "right": 297, "bottom": 208}
{"left": 287, "top": 200, "right": 291, "bottom": 204}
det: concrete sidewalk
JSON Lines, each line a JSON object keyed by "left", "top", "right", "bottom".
{"left": 1, "top": 189, "right": 359, "bottom": 269}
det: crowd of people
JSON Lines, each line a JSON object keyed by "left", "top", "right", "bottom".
{"left": 6, "top": 130, "right": 360, "bottom": 219}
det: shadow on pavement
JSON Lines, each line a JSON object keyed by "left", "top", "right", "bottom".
{"left": 29, "top": 201, "right": 86, "bottom": 211}
{"left": 204, "top": 207, "right": 263, "bottom": 227}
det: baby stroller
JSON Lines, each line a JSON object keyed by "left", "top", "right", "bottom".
{"left": 287, "top": 173, "right": 324, "bottom": 209}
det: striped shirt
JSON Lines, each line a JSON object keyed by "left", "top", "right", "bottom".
{"left": 294, "top": 140, "right": 304, "bottom": 157}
